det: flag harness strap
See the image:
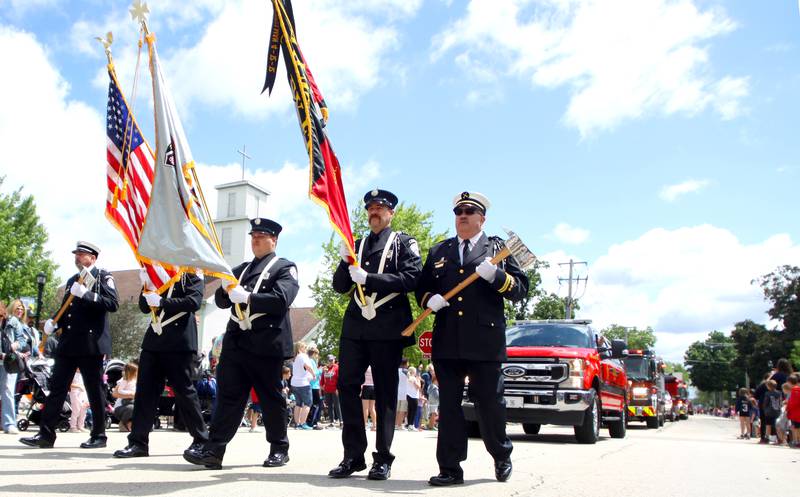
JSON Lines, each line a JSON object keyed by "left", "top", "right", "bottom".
{"left": 152, "top": 283, "right": 186, "bottom": 335}
{"left": 354, "top": 231, "right": 399, "bottom": 319}
{"left": 230, "top": 256, "right": 280, "bottom": 330}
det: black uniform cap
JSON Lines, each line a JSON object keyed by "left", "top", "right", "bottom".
{"left": 249, "top": 218, "right": 282, "bottom": 236}
{"left": 363, "top": 189, "right": 398, "bottom": 209}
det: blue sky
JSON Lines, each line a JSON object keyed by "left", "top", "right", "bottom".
{"left": 1, "top": 0, "right": 798, "bottom": 360}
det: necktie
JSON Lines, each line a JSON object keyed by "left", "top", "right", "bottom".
{"left": 462, "top": 240, "right": 471, "bottom": 264}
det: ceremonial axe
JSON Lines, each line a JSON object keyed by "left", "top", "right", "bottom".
{"left": 401, "top": 229, "right": 536, "bottom": 337}
{"left": 52, "top": 267, "right": 96, "bottom": 326}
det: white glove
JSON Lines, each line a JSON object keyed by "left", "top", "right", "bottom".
{"left": 44, "top": 319, "right": 57, "bottom": 336}
{"left": 338, "top": 241, "right": 351, "bottom": 262}
{"left": 427, "top": 294, "right": 449, "bottom": 312}
{"left": 348, "top": 265, "right": 368, "bottom": 285}
{"left": 143, "top": 292, "right": 162, "bottom": 307}
{"left": 476, "top": 257, "right": 497, "bottom": 282}
{"left": 138, "top": 268, "right": 156, "bottom": 290}
{"left": 228, "top": 285, "right": 250, "bottom": 304}
{"left": 70, "top": 281, "right": 88, "bottom": 298}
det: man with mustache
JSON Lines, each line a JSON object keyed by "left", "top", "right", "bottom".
{"left": 415, "top": 192, "right": 529, "bottom": 486}
{"left": 328, "top": 189, "right": 422, "bottom": 481}
{"left": 20, "top": 241, "right": 119, "bottom": 449}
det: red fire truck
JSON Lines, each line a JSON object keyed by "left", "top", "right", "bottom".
{"left": 664, "top": 374, "right": 689, "bottom": 420}
{"left": 623, "top": 349, "right": 666, "bottom": 428}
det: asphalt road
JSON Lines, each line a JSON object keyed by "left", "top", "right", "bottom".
{"left": 0, "top": 416, "right": 796, "bottom": 496}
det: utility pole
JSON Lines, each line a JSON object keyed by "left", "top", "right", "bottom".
{"left": 236, "top": 145, "right": 252, "bottom": 180}
{"left": 558, "top": 259, "right": 587, "bottom": 319}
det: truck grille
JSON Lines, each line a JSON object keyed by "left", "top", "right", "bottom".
{"left": 501, "top": 360, "right": 568, "bottom": 385}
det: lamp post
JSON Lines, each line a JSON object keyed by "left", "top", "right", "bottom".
{"left": 35, "top": 272, "right": 46, "bottom": 330}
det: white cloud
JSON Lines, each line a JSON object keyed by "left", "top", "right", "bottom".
{"left": 75, "top": 0, "right": 407, "bottom": 120}
{"left": 564, "top": 225, "right": 800, "bottom": 361}
{"left": 552, "top": 222, "right": 590, "bottom": 245}
{"left": 659, "top": 178, "right": 710, "bottom": 201}
{"left": 433, "top": 0, "right": 748, "bottom": 135}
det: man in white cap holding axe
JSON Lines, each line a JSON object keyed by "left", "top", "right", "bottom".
{"left": 20, "top": 241, "right": 119, "bottom": 449}
{"left": 415, "top": 192, "right": 529, "bottom": 486}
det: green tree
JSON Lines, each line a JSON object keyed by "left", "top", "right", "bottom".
{"left": 310, "top": 203, "right": 448, "bottom": 363}
{"left": 0, "top": 177, "right": 61, "bottom": 311}
{"left": 756, "top": 265, "right": 800, "bottom": 334}
{"left": 529, "top": 293, "right": 578, "bottom": 319}
{"left": 684, "top": 331, "right": 741, "bottom": 393}
{"left": 663, "top": 361, "right": 687, "bottom": 375}
{"left": 504, "top": 261, "right": 547, "bottom": 320}
{"left": 109, "top": 300, "right": 149, "bottom": 361}
{"left": 601, "top": 324, "right": 657, "bottom": 349}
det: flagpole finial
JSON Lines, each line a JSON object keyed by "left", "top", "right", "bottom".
{"left": 94, "top": 31, "right": 114, "bottom": 63}
{"left": 130, "top": 0, "right": 150, "bottom": 31}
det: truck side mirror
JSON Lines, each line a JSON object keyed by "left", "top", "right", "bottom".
{"left": 610, "top": 339, "right": 627, "bottom": 359}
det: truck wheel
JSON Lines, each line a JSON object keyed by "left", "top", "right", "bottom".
{"left": 574, "top": 389, "right": 600, "bottom": 444}
{"left": 646, "top": 416, "right": 659, "bottom": 429}
{"left": 658, "top": 415, "right": 665, "bottom": 427}
{"left": 523, "top": 423, "right": 540, "bottom": 435}
{"left": 608, "top": 405, "right": 626, "bottom": 439}
{"left": 466, "top": 420, "right": 481, "bottom": 438}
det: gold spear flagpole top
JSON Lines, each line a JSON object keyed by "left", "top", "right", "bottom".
{"left": 130, "top": 0, "right": 150, "bottom": 33}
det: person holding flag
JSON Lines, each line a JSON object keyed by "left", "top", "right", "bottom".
{"left": 112, "top": 270, "right": 209, "bottom": 458}
{"left": 327, "top": 189, "right": 422, "bottom": 481}
{"left": 184, "top": 218, "right": 299, "bottom": 470}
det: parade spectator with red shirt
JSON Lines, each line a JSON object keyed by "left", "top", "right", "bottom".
{"left": 786, "top": 374, "right": 800, "bottom": 448}
{"left": 322, "top": 355, "right": 341, "bottom": 427}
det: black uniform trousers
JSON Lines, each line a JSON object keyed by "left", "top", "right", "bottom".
{"left": 128, "top": 350, "right": 209, "bottom": 448}
{"left": 433, "top": 359, "right": 512, "bottom": 476}
{"left": 338, "top": 337, "right": 404, "bottom": 465}
{"left": 39, "top": 354, "right": 106, "bottom": 441}
{"left": 204, "top": 347, "right": 288, "bottom": 458}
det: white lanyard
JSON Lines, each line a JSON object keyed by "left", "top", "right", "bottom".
{"left": 230, "top": 256, "right": 280, "bottom": 330}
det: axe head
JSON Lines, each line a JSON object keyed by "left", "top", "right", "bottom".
{"left": 79, "top": 267, "right": 97, "bottom": 289}
{"left": 502, "top": 228, "right": 537, "bottom": 271}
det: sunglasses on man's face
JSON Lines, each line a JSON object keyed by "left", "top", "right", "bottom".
{"left": 453, "top": 207, "right": 478, "bottom": 216}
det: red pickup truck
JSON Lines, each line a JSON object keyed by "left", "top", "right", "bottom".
{"left": 462, "top": 319, "right": 628, "bottom": 444}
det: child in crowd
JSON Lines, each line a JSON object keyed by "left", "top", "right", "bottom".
{"left": 786, "top": 374, "right": 800, "bottom": 448}
{"left": 247, "top": 388, "right": 261, "bottom": 432}
{"left": 426, "top": 374, "right": 439, "bottom": 431}
{"left": 762, "top": 379, "right": 782, "bottom": 444}
{"left": 68, "top": 369, "right": 89, "bottom": 433}
{"left": 735, "top": 387, "right": 750, "bottom": 439}
{"left": 112, "top": 362, "right": 138, "bottom": 432}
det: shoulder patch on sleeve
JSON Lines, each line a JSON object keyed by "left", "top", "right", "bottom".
{"left": 289, "top": 266, "right": 298, "bottom": 281}
{"left": 105, "top": 275, "right": 116, "bottom": 290}
{"left": 408, "top": 239, "right": 420, "bottom": 257}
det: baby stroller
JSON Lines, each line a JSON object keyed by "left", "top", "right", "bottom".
{"left": 16, "top": 358, "right": 71, "bottom": 432}
{"left": 96, "top": 359, "right": 126, "bottom": 430}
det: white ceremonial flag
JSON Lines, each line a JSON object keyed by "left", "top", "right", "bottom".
{"left": 136, "top": 32, "right": 236, "bottom": 288}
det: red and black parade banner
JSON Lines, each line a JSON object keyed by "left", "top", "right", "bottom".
{"left": 264, "top": 0, "right": 354, "bottom": 251}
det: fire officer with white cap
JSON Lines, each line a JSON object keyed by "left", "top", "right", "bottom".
{"left": 327, "top": 188, "right": 422, "bottom": 481}
{"left": 415, "top": 192, "right": 529, "bottom": 486}
{"left": 20, "top": 241, "right": 119, "bottom": 449}
{"left": 184, "top": 217, "right": 298, "bottom": 470}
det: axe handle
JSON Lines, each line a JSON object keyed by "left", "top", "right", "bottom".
{"left": 401, "top": 246, "right": 512, "bottom": 337}
{"left": 53, "top": 274, "right": 86, "bottom": 325}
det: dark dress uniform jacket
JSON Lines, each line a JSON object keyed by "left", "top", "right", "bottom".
{"left": 332, "top": 228, "right": 422, "bottom": 344}
{"left": 138, "top": 273, "right": 203, "bottom": 352}
{"left": 56, "top": 267, "right": 119, "bottom": 356}
{"left": 215, "top": 253, "right": 298, "bottom": 359}
{"left": 415, "top": 234, "right": 529, "bottom": 362}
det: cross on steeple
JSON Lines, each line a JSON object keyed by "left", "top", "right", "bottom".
{"left": 237, "top": 145, "right": 252, "bottom": 180}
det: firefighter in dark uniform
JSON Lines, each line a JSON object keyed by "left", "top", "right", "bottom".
{"left": 327, "top": 189, "right": 422, "bottom": 481}
{"left": 20, "top": 241, "right": 119, "bottom": 449}
{"left": 415, "top": 192, "right": 529, "bottom": 486}
{"left": 112, "top": 271, "right": 209, "bottom": 458}
{"left": 184, "top": 217, "right": 298, "bottom": 469}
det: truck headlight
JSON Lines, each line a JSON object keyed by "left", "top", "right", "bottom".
{"left": 632, "top": 387, "right": 648, "bottom": 398}
{"left": 561, "top": 358, "right": 584, "bottom": 389}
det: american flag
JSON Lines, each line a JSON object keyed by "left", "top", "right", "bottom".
{"left": 104, "top": 68, "right": 175, "bottom": 288}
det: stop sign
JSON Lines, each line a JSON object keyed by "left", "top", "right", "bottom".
{"left": 418, "top": 330, "right": 433, "bottom": 355}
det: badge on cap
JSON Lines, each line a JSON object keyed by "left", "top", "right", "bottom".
{"left": 371, "top": 189, "right": 379, "bottom": 197}
{"left": 461, "top": 191, "right": 470, "bottom": 200}
{"left": 255, "top": 218, "right": 261, "bottom": 225}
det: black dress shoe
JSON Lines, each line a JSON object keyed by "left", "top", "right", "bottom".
{"left": 367, "top": 462, "right": 391, "bottom": 480}
{"left": 186, "top": 442, "right": 204, "bottom": 452}
{"left": 113, "top": 445, "right": 149, "bottom": 458}
{"left": 328, "top": 458, "right": 367, "bottom": 478}
{"left": 183, "top": 447, "right": 223, "bottom": 469}
{"left": 428, "top": 473, "right": 464, "bottom": 486}
{"left": 19, "top": 434, "right": 54, "bottom": 449}
{"left": 80, "top": 437, "right": 107, "bottom": 449}
{"left": 263, "top": 452, "right": 290, "bottom": 467}
{"left": 495, "top": 458, "right": 512, "bottom": 482}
